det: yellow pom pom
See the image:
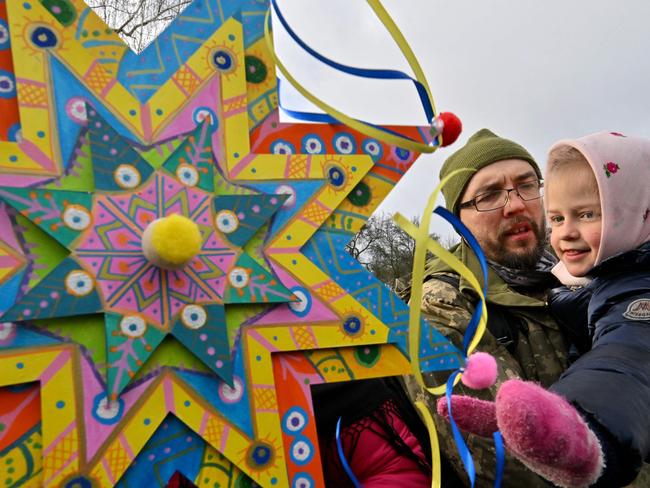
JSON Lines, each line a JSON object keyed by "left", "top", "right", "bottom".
{"left": 142, "top": 214, "right": 201, "bottom": 269}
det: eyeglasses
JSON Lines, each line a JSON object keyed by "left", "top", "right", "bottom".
{"left": 459, "top": 180, "right": 544, "bottom": 212}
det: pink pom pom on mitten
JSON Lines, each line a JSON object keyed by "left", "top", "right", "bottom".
{"left": 461, "top": 352, "right": 498, "bottom": 390}
{"left": 495, "top": 380, "right": 604, "bottom": 488}
{"left": 436, "top": 395, "right": 498, "bottom": 438}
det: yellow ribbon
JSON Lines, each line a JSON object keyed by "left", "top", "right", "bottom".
{"left": 395, "top": 214, "right": 488, "bottom": 362}
{"left": 263, "top": 5, "right": 441, "bottom": 153}
{"left": 365, "top": 0, "right": 435, "bottom": 109}
{"left": 394, "top": 169, "right": 489, "bottom": 488}
{"left": 416, "top": 400, "right": 442, "bottom": 488}
{"left": 397, "top": 168, "right": 488, "bottom": 394}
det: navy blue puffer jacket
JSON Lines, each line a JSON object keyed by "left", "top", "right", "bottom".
{"left": 549, "top": 241, "right": 650, "bottom": 485}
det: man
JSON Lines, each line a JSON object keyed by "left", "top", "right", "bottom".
{"left": 403, "top": 129, "right": 569, "bottom": 487}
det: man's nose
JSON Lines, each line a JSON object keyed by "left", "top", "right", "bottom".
{"left": 503, "top": 190, "right": 526, "bottom": 215}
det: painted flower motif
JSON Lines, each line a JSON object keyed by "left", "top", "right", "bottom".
{"left": 603, "top": 161, "right": 620, "bottom": 178}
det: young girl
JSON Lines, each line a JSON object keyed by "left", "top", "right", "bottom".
{"left": 440, "top": 131, "right": 650, "bottom": 487}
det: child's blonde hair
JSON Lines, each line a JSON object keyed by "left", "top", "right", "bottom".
{"left": 546, "top": 146, "right": 599, "bottom": 196}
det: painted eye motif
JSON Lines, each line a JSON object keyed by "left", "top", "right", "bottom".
{"left": 326, "top": 164, "right": 347, "bottom": 189}
{"left": 0, "top": 72, "right": 15, "bottom": 97}
{"left": 0, "top": 21, "right": 9, "bottom": 47}
{"left": 119, "top": 315, "right": 146, "bottom": 338}
{"left": 7, "top": 124, "right": 21, "bottom": 143}
{"left": 228, "top": 267, "right": 250, "bottom": 289}
{"left": 62, "top": 205, "right": 92, "bottom": 231}
{"left": 283, "top": 407, "right": 307, "bottom": 433}
{"left": 292, "top": 474, "right": 314, "bottom": 488}
{"left": 30, "top": 26, "right": 58, "bottom": 48}
{"left": 66, "top": 98, "right": 88, "bottom": 124}
{"left": 342, "top": 316, "right": 363, "bottom": 336}
{"left": 275, "top": 184, "right": 296, "bottom": 208}
{"left": 270, "top": 140, "right": 295, "bottom": 155}
{"left": 347, "top": 181, "right": 372, "bottom": 207}
{"left": 288, "top": 289, "right": 310, "bottom": 316}
{"left": 301, "top": 135, "right": 325, "bottom": 154}
{"left": 394, "top": 147, "right": 411, "bottom": 162}
{"left": 176, "top": 164, "right": 199, "bottom": 187}
{"left": 362, "top": 139, "right": 383, "bottom": 161}
{"left": 333, "top": 133, "right": 356, "bottom": 154}
{"left": 218, "top": 376, "right": 244, "bottom": 403}
{"left": 215, "top": 210, "right": 239, "bottom": 234}
{"left": 212, "top": 49, "right": 235, "bottom": 73}
{"left": 95, "top": 395, "right": 122, "bottom": 421}
{"left": 192, "top": 107, "right": 217, "bottom": 126}
{"left": 291, "top": 438, "right": 313, "bottom": 464}
{"left": 114, "top": 164, "right": 141, "bottom": 189}
{"left": 65, "top": 270, "right": 94, "bottom": 296}
{"left": 181, "top": 304, "right": 207, "bottom": 329}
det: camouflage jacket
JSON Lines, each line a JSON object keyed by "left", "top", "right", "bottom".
{"left": 404, "top": 242, "right": 569, "bottom": 488}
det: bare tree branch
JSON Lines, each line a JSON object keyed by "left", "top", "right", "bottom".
{"left": 86, "top": 0, "right": 192, "bottom": 53}
{"left": 346, "top": 214, "right": 441, "bottom": 291}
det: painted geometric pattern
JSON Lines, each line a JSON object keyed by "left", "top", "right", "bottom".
{"left": 0, "top": 0, "right": 462, "bottom": 486}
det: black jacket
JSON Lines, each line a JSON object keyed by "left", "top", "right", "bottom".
{"left": 549, "top": 241, "right": 650, "bottom": 485}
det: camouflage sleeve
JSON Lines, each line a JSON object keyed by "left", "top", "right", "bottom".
{"left": 420, "top": 276, "right": 475, "bottom": 347}
{"left": 406, "top": 276, "right": 551, "bottom": 487}
{"left": 419, "top": 276, "right": 503, "bottom": 363}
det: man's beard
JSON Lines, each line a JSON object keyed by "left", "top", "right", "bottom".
{"left": 484, "top": 217, "right": 547, "bottom": 269}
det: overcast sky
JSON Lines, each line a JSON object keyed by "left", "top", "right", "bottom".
{"left": 274, "top": 0, "right": 650, "bottom": 239}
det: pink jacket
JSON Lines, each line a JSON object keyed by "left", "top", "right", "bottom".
{"left": 321, "top": 400, "right": 432, "bottom": 487}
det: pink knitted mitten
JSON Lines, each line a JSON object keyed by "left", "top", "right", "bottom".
{"left": 436, "top": 395, "right": 498, "bottom": 438}
{"left": 495, "top": 380, "right": 604, "bottom": 488}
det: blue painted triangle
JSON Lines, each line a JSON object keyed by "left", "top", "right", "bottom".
{"left": 0, "top": 270, "right": 27, "bottom": 316}
{"left": 116, "top": 414, "right": 204, "bottom": 487}
{"left": 115, "top": 1, "right": 253, "bottom": 103}
{"left": 176, "top": 347, "right": 253, "bottom": 437}
{"left": 247, "top": 180, "right": 327, "bottom": 236}
{"left": 302, "top": 229, "right": 464, "bottom": 372}
{"left": 50, "top": 56, "right": 143, "bottom": 167}
{"left": 170, "top": 305, "right": 232, "bottom": 385}
{"left": 0, "top": 323, "right": 61, "bottom": 350}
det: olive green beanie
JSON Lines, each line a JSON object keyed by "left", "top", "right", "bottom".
{"left": 440, "top": 129, "right": 541, "bottom": 215}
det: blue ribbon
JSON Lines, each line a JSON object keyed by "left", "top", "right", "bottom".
{"left": 436, "top": 206, "right": 504, "bottom": 487}
{"left": 493, "top": 431, "right": 505, "bottom": 488}
{"left": 446, "top": 370, "right": 477, "bottom": 486}
{"left": 336, "top": 417, "right": 362, "bottom": 488}
{"left": 270, "top": 0, "right": 435, "bottom": 122}
{"left": 433, "top": 207, "right": 489, "bottom": 355}
{"left": 276, "top": 80, "right": 433, "bottom": 147}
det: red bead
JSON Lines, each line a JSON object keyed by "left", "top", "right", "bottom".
{"left": 438, "top": 112, "right": 462, "bottom": 147}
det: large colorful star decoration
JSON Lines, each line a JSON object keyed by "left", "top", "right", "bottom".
{"left": 0, "top": 0, "right": 465, "bottom": 486}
